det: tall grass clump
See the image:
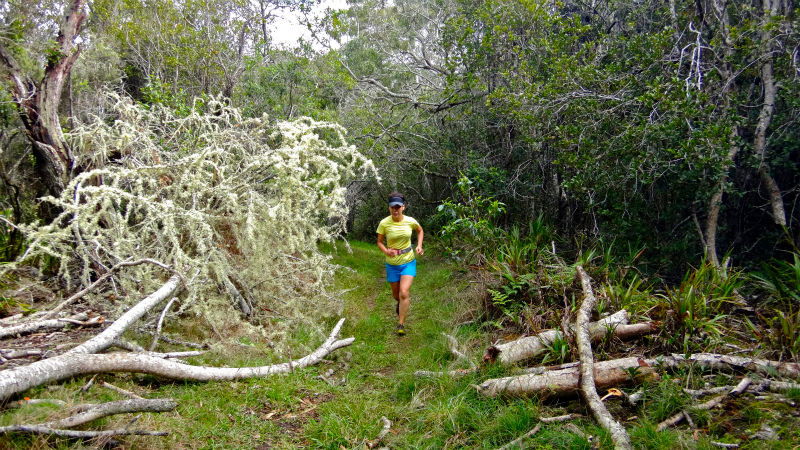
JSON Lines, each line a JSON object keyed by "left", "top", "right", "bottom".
{"left": 748, "top": 250, "right": 800, "bottom": 360}
{"left": 658, "top": 261, "right": 740, "bottom": 353}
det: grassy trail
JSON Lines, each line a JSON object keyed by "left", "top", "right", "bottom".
{"left": 8, "top": 240, "right": 794, "bottom": 449}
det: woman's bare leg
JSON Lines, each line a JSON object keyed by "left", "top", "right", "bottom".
{"left": 397, "top": 275, "right": 414, "bottom": 325}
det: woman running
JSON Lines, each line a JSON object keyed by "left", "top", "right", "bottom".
{"left": 376, "top": 191, "right": 424, "bottom": 335}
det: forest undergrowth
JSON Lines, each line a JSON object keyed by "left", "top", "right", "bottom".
{"left": 2, "top": 239, "right": 800, "bottom": 449}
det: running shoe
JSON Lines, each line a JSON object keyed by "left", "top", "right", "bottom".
{"left": 396, "top": 324, "right": 405, "bottom": 336}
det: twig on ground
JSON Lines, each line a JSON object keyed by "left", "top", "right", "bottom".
{"left": 710, "top": 442, "right": 739, "bottom": 449}
{"left": 657, "top": 377, "right": 751, "bottom": 431}
{"left": 80, "top": 374, "right": 98, "bottom": 393}
{"left": 496, "top": 414, "right": 581, "bottom": 450}
{"left": 0, "top": 424, "right": 168, "bottom": 437}
{"left": 0, "top": 349, "right": 43, "bottom": 359}
{"left": 45, "top": 399, "right": 176, "bottom": 428}
{"left": 442, "top": 333, "right": 477, "bottom": 369}
{"left": 136, "top": 328, "right": 208, "bottom": 349}
{"left": 366, "top": 416, "right": 391, "bottom": 449}
{"left": 111, "top": 339, "right": 146, "bottom": 353}
{"left": 497, "top": 423, "right": 542, "bottom": 450}
{"left": 100, "top": 381, "right": 143, "bottom": 400}
{"left": 7, "top": 398, "right": 68, "bottom": 408}
{"left": 414, "top": 368, "right": 477, "bottom": 378}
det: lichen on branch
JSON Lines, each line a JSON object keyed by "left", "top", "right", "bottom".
{"left": 16, "top": 93, "right": 377, "bottom": 341}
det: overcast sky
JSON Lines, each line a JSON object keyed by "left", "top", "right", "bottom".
{"left": 270, "top": 0, "right": 348, "bottom": 48}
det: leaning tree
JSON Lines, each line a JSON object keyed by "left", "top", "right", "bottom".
{"left": 0, "top": 0, "right": 87, "bottom": 199}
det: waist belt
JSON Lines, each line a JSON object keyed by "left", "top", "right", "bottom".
{"left": 396, "top": 246, "right": 413, "bottom": 255}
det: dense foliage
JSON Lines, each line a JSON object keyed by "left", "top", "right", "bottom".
{"left": 331, "top": 0, "right": 800, "bottom": 275}
{"left": 1, "top": 0, "right": 799, "bottom": 340}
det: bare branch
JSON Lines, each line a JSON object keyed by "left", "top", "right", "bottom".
{"left": 576, "top": 266, "right": 632, "bottom": 450}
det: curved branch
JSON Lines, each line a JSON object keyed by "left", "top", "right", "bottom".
{"left": 0, "top": 318, "right": 353, "bottom": 401}
{"left": 69, "top": 275, "right": 182, "bottom": 355}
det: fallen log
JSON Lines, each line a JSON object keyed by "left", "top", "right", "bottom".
{"left": 475, "top": 356, "right": 658, "bottom": 397}
{"left": 484, "top": 310, "right": 655, "bottom": 365}
{"left": 575, "top": 265, "right": 632, "bottom": 450}
{"left": 0, "top": 318, "right": 354, "bottom": 401}
{"left": 477, "top": 350, "right": 800, "bottom": 398}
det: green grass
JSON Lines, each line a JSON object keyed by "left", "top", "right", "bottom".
{"left": 4, "top": 240, "right": 800, "bottom": 449}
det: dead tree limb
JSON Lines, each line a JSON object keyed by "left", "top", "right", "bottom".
{"left": 655, "top": 353, "right": 800, "bottom": 379}
{"left": 476, "top": 356, "right": 658, "bottom": 397}
{"left": 150, "top": 297, "right": 177, "bottom": 351}
{"left": 576, "top": 265, "right": 633, "bottom": 450}
{"left": 478, "top": 351, "right": 800, "bottom": 399}
{"left": 0, "top": 423, "right": 168, "bottom": 438}
{"left": 43, "top": 399, "right": 176, "bottom": 429}
{"left": 656, "top": 377, "right": 751, "bottom": 431}
{"left": 496, "top": 414, "right": 580, "bottom": 450}
{"left": 110, "top": 340, "right": 204, "bottom": 360}
{"left": 366, "top": 416, "right": 391, "bottom": 449}
{"left": 484, "top": 310, "right": 653, "bottom": 365}
{"left": 0, "top": 317, "right": 353, "bottom": 401}
{"left": 69, "top": 275, "right": 182, "bottom": 355}
{"left": 0, "top": 312, "right": 101, "bottom": 339}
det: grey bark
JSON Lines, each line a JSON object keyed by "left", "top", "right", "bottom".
{"left": 753, "top": 0, "right": 786, "bottom": 226}
{"left": 575, "top": 266, "right": 633, "bottom": 450}
{"left": 69, "top": 275, "right": 182, "bottom": 355}
{"left": 656, "top": 377, "right": 751, "bottom": 431}
{"left": 476, "top": 352, "right": 800, "bottom": 398}
{"left": 0, "top": 312, "right": 101, "bottom": 339}
{"left": 0, "top": 317, "right": 353, "bottom": 401}
{"left": 485, "top": 309, "right": 635, "bottom": 365}
{"left": 45, "top": 399, "right": 177, "bottom": 429}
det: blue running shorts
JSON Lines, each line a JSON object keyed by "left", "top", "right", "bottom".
{"left": 386, "top": 259, "right": 417, "bottom": 283}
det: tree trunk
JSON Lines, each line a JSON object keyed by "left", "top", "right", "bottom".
{"left": 752, "top": 0, "right": 786, "bottom": 226}
{"left": 0, "top": 0, "right": 86, "bottom": 199}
